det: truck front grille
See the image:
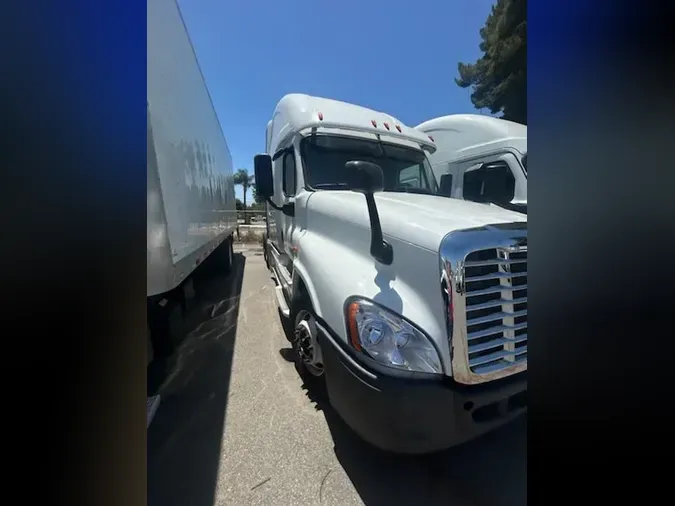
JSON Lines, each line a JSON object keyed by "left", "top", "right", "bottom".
{"left": 464, "top": 247, "right": 528, "bottom": 375}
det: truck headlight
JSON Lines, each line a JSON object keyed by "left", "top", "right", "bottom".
{"left": 345, "top": 298, "right": 442, "bottom": 374}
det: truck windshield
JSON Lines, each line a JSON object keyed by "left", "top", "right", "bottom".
{"left": 300, "top": 135, "right": 438, "bottom": 194}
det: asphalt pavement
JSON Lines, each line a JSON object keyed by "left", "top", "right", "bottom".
{"left": 147, "top": 246, "right": 527, "bottom": 506}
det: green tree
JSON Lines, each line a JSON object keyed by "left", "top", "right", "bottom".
{"left": 455, "top": 0, "right": 526, "bottom": 124}
{"left": 233, "top": 168, "right": 254, "bottom": 223}
{"left": 252, "top": 184, "right": 265, "bottom": 205}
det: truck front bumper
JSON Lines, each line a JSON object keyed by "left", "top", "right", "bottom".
{"left": 317, "top": 322, "right": 527, "bottom": 455}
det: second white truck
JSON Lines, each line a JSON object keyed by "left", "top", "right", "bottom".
{"left": 416, "top": 115, "right": 527, "bottom": 214}
{"left": 255, "top": 94, "right": 527, "bottom": 454}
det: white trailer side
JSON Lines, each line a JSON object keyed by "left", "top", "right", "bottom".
{"left": 146, "top": 0, "right": 236, "bottom": 400}
{"left": 147, "top": 0, "right": 236, "bottom": 298}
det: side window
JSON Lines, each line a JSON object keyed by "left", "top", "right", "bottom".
{"left": 462, "top": 160, "right": 515, "bottom": 204}
{"left": 398, "top": 164, "right": 422, "bottom": 188}
{"left": 282, "top": 150, "right": 296, "bottom": 196}
{"left": 272, "top": 154, "right": 282, "bottom": 196}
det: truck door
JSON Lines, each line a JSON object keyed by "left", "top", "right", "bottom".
{"left": 279, "top": 148, "right": 297, "bottom": 268}
{"left": 268, "top": 144, "right": 297, "bottom": 275}
{"left": 267, "top": 155, "right": 280, "bottom": 246}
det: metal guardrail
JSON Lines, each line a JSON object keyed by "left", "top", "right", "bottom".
{"left": 236, "top": 209, "right": 267, "bottom": 224}
{"left": 196, "top": 208, "right": 266, "bottom": 224}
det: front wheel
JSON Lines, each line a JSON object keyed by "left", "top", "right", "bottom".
{"left": 291, "top": 295, "right": 327, "bottom": 396}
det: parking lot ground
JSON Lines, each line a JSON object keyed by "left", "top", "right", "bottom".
{"left": 148, "top": 246, "right": 526, "bottom": 506}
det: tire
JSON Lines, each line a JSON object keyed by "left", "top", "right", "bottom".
{"left": 263, "top": 237, "right": 270, "bottom": 270}
{"left": 290, "top": 293, "right": 326, "bottom": 396}
{"left": 228, "top": 236, "right": 235, "bottom": 272}
{"left": 148, "top": 297, "right": 183, "bottom": 359}
{"left": 218, "top": 236, "right": 233, "bottom": 276}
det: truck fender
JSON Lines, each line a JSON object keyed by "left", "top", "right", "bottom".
{"left": 291, "top": 260, "right": 323, "bottom": 319}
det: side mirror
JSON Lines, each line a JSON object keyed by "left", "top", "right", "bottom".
{"left": 253, "top": 154, "right": 273, "bottom": 199}
{"left": 462, "top": 162, "right": 487, "bottom": 202}
{"left": 482, "top": 164, "right": 515, "bottom": 204}
{"left": 344, "top": 160, "right": 392, "bottom": 265}
{"left": 439, "top": 174, "right": 453, "bottom": 197}
{"left": 345, "top": 160, "right": 384, "bottom": 194}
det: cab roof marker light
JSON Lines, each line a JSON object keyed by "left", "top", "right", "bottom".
{"left": 383, "top": 122, "right": 390, "bottom": 130}
{"left": 318, "top": 112, "right": 324, "bottom": 120}
{"left": 371, "top": 119, "right": 377, "bottom": 127}
{"left": 395, "top": 125, "right": 402, "bottom": 132}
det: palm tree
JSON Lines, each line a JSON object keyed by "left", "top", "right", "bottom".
{"left": 233, "top": 168, "right": 254, "bottom": 223}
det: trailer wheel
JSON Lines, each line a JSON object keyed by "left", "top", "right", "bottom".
{"left": 148, "top": 298, "right": 183, "bottom": 359}
{"left": 215, "top": 235, "right": 233, "bottom": 275}
{"left": 224, "top": 236, "right": 233, "bottom": 274}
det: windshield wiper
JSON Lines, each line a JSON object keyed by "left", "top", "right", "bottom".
{"left": 313, "top": 183, "right": 350, "bottom": 189}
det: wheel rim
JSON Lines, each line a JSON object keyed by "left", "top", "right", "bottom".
{"left": 294, "top": 309, "right": 324, "bottom": 377}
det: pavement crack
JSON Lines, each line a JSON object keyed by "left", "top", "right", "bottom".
{"left": 242, "top": 285, "right": 268, "bottom": 303}
{"left": 251, "top": 477, "right": 271, "bottom": 491}
{"left": 319, "top": 469, "right": 332, "bottom": 503}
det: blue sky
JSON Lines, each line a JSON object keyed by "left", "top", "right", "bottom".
{"left": 178, "top": 0, "right": 495, "bottom": 202}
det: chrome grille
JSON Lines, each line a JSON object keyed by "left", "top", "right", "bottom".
{"left": 464, "top": 247, "right": 528, "bottom": 375}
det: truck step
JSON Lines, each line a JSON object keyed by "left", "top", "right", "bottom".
{"left": 275, "top": 286, "right": 290, "bottom": 318}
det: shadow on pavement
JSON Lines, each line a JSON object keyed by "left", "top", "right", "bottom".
{"left": 323, "top": 404, "right": 526, "bottom": 506}
{"left": 147, "top": 253, "right": 246, "bottom": 506}
{"left": 281, "top": 345, "right": 526, "bottom": 506}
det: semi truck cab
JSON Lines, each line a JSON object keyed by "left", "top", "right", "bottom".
{"left": 416, "top": 115, "right": 527, "bottom": 215}
{"left": 255, "top": 94, "right": 527, "bottom": 454}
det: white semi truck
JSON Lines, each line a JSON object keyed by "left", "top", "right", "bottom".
{"left": 255, "top": 94, "right": 527, "bottom": 454}
{"left": 416, "top": 115, "right": 527, "bottom": 214}
{"left": 147, "top": 0, "right": 236, "bottom": 422}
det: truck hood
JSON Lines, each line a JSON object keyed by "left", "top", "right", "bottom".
{"left": 306, "top": 191, "right": 527, "bottom": 252}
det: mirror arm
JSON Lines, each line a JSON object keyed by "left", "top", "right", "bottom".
{"left": 265, "top": 197, "right": 283, "bottom": 211}
{"left": 266, "top": 197, "right": 295, "bottom": 217}
{"left": 364, "top": 194, "right": 393, "bottom": 265}
{"left": 343, "top": 160, "right": 392, "bottom": 266}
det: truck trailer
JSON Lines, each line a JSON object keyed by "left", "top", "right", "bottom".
{"left": 255, "top": 94, "right": 527, "bottom": 454}
{"left": 146, "top": 0, "right": 236, "bottom": 424}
